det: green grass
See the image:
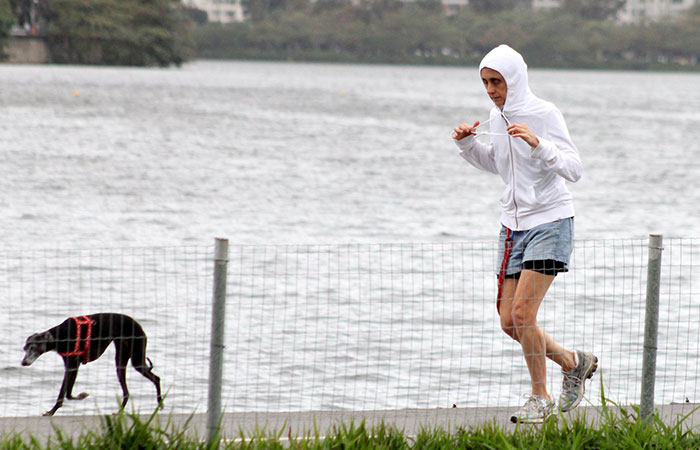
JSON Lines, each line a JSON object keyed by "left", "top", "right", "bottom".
{"left": 2, "top": 402, "right": 699, "bottom": 450}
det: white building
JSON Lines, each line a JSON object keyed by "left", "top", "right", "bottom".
{"left": 532, "top": 0, "right": 699, "bottom": 22}
{"left": 441, "top": 0, "right": 469, "bottom": 14}
{"left": 183, "top": 0, "right": 246, "bottom": 23}
{"left": 531, "top": 0, "right": 559, "bottom": 9}
{"left": 617, "top": 0, "right": 698, "bottom": 23}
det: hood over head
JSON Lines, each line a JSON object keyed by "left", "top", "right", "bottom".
{"left": 479, "top": 45, "right": 534, "bottom": 115}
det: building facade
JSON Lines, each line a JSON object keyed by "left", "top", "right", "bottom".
{"left": 441, "top": 0, "right": 469, "bottom": 15}
{"left": 617, "top": 0, "right": 698, "bottom": 23}
{"left": 183, "top": 0, "right": 246, "bottom": 23}
{"left": 532, "top": 0, "right": 559, "bottom": 9}
{"left": 532, "top": 0, "right": 699, "bottom": 22}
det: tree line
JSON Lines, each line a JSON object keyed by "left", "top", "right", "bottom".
{"left": 0, "top": 0, "right": 14, "bottom": 59}
{"left": 1, "top": 0, "right": 699, "bottom": 69}
{"left": 1, "top": 0, "right": 194, "bottom": 65}
{"left": 195, "top": 1, "right": 700, "bottom": 70}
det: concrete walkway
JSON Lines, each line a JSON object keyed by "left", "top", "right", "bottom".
{"left": 1, "top": 404, "right": 699, "bottom": 443}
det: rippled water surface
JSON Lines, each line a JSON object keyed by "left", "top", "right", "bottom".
{"left": 0, "top": 61, "right": 699, "bottom": 417}
{"left": 2, "top": 61, "right": 700, "bottom": 248}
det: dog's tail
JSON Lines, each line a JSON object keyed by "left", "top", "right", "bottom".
{"left": 147, "top": 357, "right": 154, "bottom": 369}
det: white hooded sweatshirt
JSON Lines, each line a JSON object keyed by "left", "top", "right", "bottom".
{"left": 454, "top": 45, "right": 582, "bottom": 231}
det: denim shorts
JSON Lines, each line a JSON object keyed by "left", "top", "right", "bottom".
{"left": 496, "top": 218, "right": 574, "bottom": 277}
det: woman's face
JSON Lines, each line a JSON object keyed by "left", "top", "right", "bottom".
{"left": 480, "top": 67, "right": 507, "bottom": 107}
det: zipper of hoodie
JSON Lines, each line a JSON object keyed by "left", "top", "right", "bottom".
{"left": 501, "top": 111, "right": 519, "bottom": 229}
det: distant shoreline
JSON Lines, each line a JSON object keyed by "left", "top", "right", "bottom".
{"left": 6, "top": 54, "right": 699, "bottom": 73}
{"left": 192, "top": 8, "right": 700, "bottom": 74}
{"left": 190, "top": 54, "right": 700, "bottom": 73}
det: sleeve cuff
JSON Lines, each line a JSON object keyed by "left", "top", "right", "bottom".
{"left": 530, "top": 138, "right": 556, "bottom": 162}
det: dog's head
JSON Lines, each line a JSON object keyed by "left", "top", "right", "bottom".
{"left": 21, "top": 331, "right": 52, "bottom": 366}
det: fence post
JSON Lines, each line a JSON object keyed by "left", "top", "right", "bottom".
{"left": 207, "top": 238, "right": 229, "bottom": 444}
{"left": 640, "top": 234, "right": 663, "bottom": 423}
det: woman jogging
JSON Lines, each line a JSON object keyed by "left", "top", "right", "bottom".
{"left": 452, "top": 44, "right": 598, "bottom": 424}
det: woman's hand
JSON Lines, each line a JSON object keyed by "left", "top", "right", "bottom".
{"left": 507, "top": 123, "right": 539, "bottom": 148}
{"left": 452, "top": 121, "right": 479, "bottom": 140}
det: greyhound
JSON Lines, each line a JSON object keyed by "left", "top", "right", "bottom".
{"left": 21, "top": 313, "right": 163, "bottom": 416}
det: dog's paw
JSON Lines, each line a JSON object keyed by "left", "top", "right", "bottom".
{"left": 67, "top": 393, "right": 89, "bottom": 401}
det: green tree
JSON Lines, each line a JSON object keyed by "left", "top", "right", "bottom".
{"left": 245, "top": 0, "right": 293, "bottom": 22}
{"left": 9, "top": 0, "right": 29, "bottom": 27}
{"left": 0, "top": 0, "right": 12, "bottom": 59}
{"left": 183, "top": 6, "right": 208, "bottom": 25}
{"left": 469, "top": 0, "right": 532, "bottom": 12}
{"left": 36, "top": 0, "right": 193, "bottom": 66}
{"left": 674, "top": 5, "right": 700, "bottom": 63}
{"left": 361, "top": 0, "right": 401, "bottom": 21}
{"left": 192, "top": 0, "right": 699, "bottom": 71}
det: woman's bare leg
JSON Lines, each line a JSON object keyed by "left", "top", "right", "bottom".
{"left": 498, "top": 271, "right": 576, "bottom": 398}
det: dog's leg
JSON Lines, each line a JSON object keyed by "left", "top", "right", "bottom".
{"left": 45, "top": 359, "right": 81, "bottom": 416}
{"left": 114, "top": 342, "right": 131, "bottom": 410}
{"left": 133, "top": 358, "right": 163, "bottom": 409}
{"left": 65, "top": 362, "right": 89, "bottom": 401}
{"left": 66, "top": 392, "right": 89, "bottom": 400}
{"left": 131, "top": 338, "right": 163, "bottom": 409}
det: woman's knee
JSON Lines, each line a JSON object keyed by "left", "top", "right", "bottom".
{"left": 511, "top": 300, "right": 536, "bottom": 329}
{"left": 500, "top": 317, "right": 518, "bottom": 340}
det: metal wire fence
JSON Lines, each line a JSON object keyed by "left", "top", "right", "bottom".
{"left": 1, "top": 246, "right": 213, "bottom": 417}
{"left": 0, "top": 237, "right": 697, "bottom": 420}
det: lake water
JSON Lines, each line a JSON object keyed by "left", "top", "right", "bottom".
{"left": 2, "top": 61, "right": 700, "bottom": 247}
{"left": 0, "top": 61, "right": 698, "bottom": 418}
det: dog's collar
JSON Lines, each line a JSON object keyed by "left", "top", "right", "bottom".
{"left": 58, "top": 316, "right": 95, "bottom": 364}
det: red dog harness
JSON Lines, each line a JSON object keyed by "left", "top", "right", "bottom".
{"left": 496, "top": 227, "right": 513, "bottom": 313}
{"left": 58, "top": 316, "right": 95, "bottom": 365}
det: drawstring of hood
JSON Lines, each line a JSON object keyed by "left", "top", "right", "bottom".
{"left": 474, "top": 116, "right": 507, "bottom": 137}
{"left": 499, "top": 110, "right": 511, "bottom": 126}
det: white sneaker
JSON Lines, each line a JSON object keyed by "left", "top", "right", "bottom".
{"left": 510, "top": 394, "right": 555, "bottom": 424}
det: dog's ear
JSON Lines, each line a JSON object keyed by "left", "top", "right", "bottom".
{"left": 25, "top": 331, "right": 52, "bottom": 348}
{"left": 24, "top": 333, "right": 38, "bottom": 348}
{"left": 40, "top": 331, "right": 53, "bottom": 340}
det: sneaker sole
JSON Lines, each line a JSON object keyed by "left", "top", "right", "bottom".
{"left": 510, "top": 413, "right": 554, "bottom": 424}
{"left": 510, "top": 416, "right": 544, "bottom": 424}
{"left": 561, "top": 355, "right": 599, "bottom": 412}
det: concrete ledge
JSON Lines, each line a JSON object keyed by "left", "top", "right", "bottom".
{"left": 1, "top": 404, "right": 699, "bottom": 442}
{"left": 6, "top": 35, "right": 50, "bottom": 64}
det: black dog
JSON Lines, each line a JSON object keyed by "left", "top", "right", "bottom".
{"left": 21, "top": 313, "right": 163, "bottom": 416}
